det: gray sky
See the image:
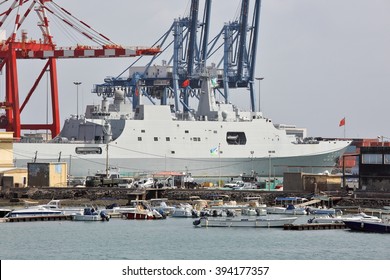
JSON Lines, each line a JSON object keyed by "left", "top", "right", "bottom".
{"left": 1, "top": 0, "right": 389, "bottom": 139}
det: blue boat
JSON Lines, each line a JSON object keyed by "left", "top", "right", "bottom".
{"left": 344, "top": 220, "right": 390, "bottom": 233}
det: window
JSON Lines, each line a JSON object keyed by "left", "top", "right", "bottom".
{"left": 141, "top": 130, "right": 145, "bottom": 133}
{"left": 362, "top": 154, "right": 382, "bottom": 164}
{"left": 138, "top": 137, "right": 142, "bottom": 141}
{"left": 154, "top": 137, "right": 158, "bottom": 141}
{"left": 226, "top": 132, "right": 247, "bottom": 145}
{"left": 171, "top": 151, "right": 175, "bottom": 154}
{"left": 166, "top": 137, "right": 170, "bottom": 141}
{"left": 75, "top": 147, "right": 102, "bottom": 155}
{"left": 185, "top": 130, "right": 189, "bottom": 134}
{"left": 384, "top": 154, "right": 390, "bottom": 164}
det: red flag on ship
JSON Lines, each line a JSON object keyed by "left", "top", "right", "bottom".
{"left": 339, "top": 117, "right": 345, "bottom": 127}
{"left": 182, "top": 79, "right": 190, "bottom": 88}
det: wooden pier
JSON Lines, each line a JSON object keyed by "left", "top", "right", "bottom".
{"left": 4, "top": 215, "right": 72, "bottom": 223}
{"left": 284, "top": 223, "right": 346, "bottom": 230}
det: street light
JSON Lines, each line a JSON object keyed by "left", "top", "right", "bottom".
{"left": 377, "top": 135, "right": 390, "bottom": 147}
{"left": 268, "top": 150, "right": 275, "bottom": 191}
{"left": 250, "top": 151, "right": 254, "bottom": 171}
{"left": 73, "top": 82, "right": 82, "bottom": 119}
{"left": 255, "top": 77, "right": 264, "bottom": 112}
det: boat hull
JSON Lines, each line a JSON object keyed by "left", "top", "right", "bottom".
{"left": 13, "top": 144, "right": 349, "bottom": 177}
{"left": 194, "top": 217, "right": 297, "bottom": 228}
{"left": 344, "top": 220, "right": 390, "bottom": 233}
{"left": 122, "top": 212, "right": 155, "bottom": 220}
{"left": 71, "top": 214, "right": 104, "bottom": 221}
{"left": 6, "top": 210, "right": 63, "bottom": 217}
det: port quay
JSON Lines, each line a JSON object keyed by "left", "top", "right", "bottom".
{"left": 1, "top": 0, "right": 390, "bottom": 279}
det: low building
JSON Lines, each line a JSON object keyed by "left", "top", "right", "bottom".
{"left": 283, "top": 172, "right": 342, "bottom": 193}
{"left": 0, "top": 167, "right": 28, "bottom": 189}
{"left": 359, "top": 146, "right": 390, "bottom": 192}
{"left": 0, "top": 131, "right": 13, "bottom": 168}
{"left": 28, "top": 162, "right": 68, "bottom": 187}
{"left": 0, "top": 132, "right": 28, "bottom": 188}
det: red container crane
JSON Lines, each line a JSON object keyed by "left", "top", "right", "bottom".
{"left": 0, "top": 0, "right": 159, "bottom": 138}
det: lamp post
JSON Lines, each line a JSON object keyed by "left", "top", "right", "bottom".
{"left": 268, "top": 150, "right": 275, "bottom": 191}
{"left": 250, "top": 150, "right": 254, "bottom": 172}
{"left": 73, "top": 82, "right": 82, "bottom": 119}
{"left": 255, "top": 77, "right": 264, "bottom": 112}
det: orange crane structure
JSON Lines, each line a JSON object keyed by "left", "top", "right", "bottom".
{"left": 0, "top": 0, "right": 159, "bottom": 138}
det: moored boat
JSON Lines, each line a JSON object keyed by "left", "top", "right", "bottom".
{"left": 343, "top": 220, "right": 390, "bottom": 233}
{"left": 12, "top": 75, "right": 351, "bottom": 178}
{"left": 172, "top": 203, "right": 199, "bottom": 218}
{"left": 0, "top": 208, "right": 12, "bottom": 218}
{"left": 267, "top": 204, "right": 307, "bottom": 215}
{"left": 193, "top": 216, "right": 297, "bottom": 228}
{"left": 71, "top": 207, "right": 110, "bottom": 221}
{"left": 308, "top": 212, "right": 382, "bottom": 224}
{"left": 121, "top": 200, "right": 165, "bottom": 220}
{"left": 149, "top": 198, "right": 175, "bottom": 216}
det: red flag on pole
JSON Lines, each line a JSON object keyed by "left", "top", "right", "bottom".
{"left": 182, "top": 79, "right": 190, "bottom": 88}
{"left": 339, "top": 117, "right": 345, "bottom": 127}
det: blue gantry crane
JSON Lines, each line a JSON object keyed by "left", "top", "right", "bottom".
{"left": 92, "top": 0, "right": 261, "bottom": 114}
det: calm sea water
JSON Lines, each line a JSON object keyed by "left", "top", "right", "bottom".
{"left": 0, "top": 215, "right": 389, "bottom": 260}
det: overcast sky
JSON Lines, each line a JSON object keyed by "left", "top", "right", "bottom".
{"left": 1, "top": 0, "right": 389, "bottom": 139}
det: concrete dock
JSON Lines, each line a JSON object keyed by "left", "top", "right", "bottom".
{"left": 4, "top": 215, "right": 72, "bottom": 222}
{"left": 284, "top": 223, "right": 346, "bottom": 230}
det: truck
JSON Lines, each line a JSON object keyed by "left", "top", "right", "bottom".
{"left": 85, "top": 172, "right": 133, "bottom": 188}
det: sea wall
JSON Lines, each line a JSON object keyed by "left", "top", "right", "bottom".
{"left": 1, "top": 187, "right": 390, "bottom": 209}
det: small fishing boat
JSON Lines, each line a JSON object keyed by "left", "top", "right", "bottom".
{"left": 307, "top": 207, "right": 342, "bottom": 216}
{"left": 172, "top": 203, "right": 199, "bottom": 218}
{"left": 193, "top": 216, "right": 297, "bottom": 228}
{"left": 308, "top": 212, "right": 382, "bottom": 224}
{"left": 71, "top": 207, "right": 110, "bottom": 221}
{"left": 267, "top": 204, "right": 307, "bottom": 215}
{"left": 121, "top": 200, "right": 165, "bottom": 220}
{"left": 149, "top": 198, "right": 175, "bottom": 216}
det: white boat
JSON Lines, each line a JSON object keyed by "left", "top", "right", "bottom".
{"left": 12, "top": 75, "right": 351, "bottom": 177}
{"left": 172, "top": 203, "right": 198, "bottom": 218}
{"left": 71, "top": 207, "right": 110, "bottom": 221}
{"left": 6, "top": 206, "right": 63, "bottom": 217}
{"left": 193, "top": 216, "right": 297, "bottom": 228}
{"left": 266, "top": 204, "right": 307, "bottom": 215}
{"left": 5, "top": 199, "right": 85, "bottom": 217}
{"left": 308, "top": 212, "right": 382, "bottom": 224}
{"left": 40, "top": 199, "right": 84, "bottom": 215}
{"left": 149, "top": 198, "right": 175, "bottom": 216}
{"left": 121, "top": 200, "right": 164, "bottom": 220}
{"left": 266, "top": 206, "right": 287, "bottom": 214}
{"left": 306, "top": 207, "right": 341, "bottom": 216}
{"left": 211, "top": 200, "right": 267, "bottom": 216}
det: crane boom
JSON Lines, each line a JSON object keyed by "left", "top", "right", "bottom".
{"left": 0, "top": 0, "right": 159, "bottom": 138}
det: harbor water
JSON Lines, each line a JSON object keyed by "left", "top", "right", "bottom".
{"left": 1, "top": 215, "right": 389, "bottom": 260}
